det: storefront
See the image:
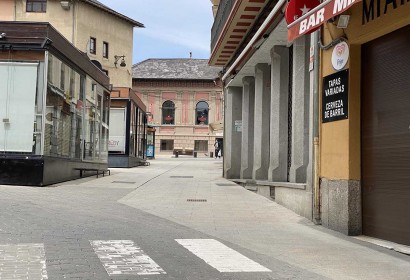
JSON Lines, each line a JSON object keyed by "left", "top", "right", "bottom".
{"left": 0, "top": 22, "right": 110, "bottom": 186}
{"left": 146, "top": 125, "right": 156, "bottom": 159}
{"left": 317, "top": 0, "right": 410, "bottom": 244}
{"left": 108, "top": 88, "right": 147, "bottom": 167}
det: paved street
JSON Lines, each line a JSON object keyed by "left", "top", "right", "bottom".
{"left": 0, "top": 157, "right": 409, "bottom": 280}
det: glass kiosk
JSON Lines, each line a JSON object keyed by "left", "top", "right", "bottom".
{"left": 0, "top": 22, "right": 110, "bottom": 186}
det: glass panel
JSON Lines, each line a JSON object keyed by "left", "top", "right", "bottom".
{"left": 109, "top": 108, "right": 126, "bottom": 153}
{"left": 194, "top": 140, "right": 208, "bottom": 152}
{"left": 44, "top": 54, "right": 83, "bottom": 159}
{"left": 130, "top": 104, "right": 136, "bottom": 156}
{"left": 0, "top": 63, "right": 38, "bottom": 153}
{"left": 162, "top": 100, "right": 175, "bottom": 125}
{"left": 196, "top": 101, "right": 209, "bottom": 125}
{"left": 138, "top": 111, "right": 145, "bottom": 157}
{"left": 160, "top": 140, "right": 174, "bottom": 151}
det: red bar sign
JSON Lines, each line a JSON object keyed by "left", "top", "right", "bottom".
{"left": 287, "top": 0, "right": 362, "bottom": 42}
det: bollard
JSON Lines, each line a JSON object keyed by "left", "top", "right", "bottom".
{"left": 175, "top": 151, "right": 179, "bottom": 158}
{"left": 194, "top": 151, "right": 197, "bottom": 158}
{"left": 210, "top": 152, "right": 213, "bottom": 158}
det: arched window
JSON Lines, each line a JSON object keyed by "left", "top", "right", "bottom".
{"left": 162, "top": 100, "right": 175, "bottom": 125}
{"left": 196, "top": 101, "right": 209, "bottom": 125}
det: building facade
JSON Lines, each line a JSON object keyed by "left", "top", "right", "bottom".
{"left": 132, "top": 59, "right": 223, "bottom": 156}
{"left": 0, "top": 22, "right": 110, "bottom": 186}
{"left": 5, "top": 0, "right": 143, "bottom": 88}
{"left": 211, "top": 0, "right": 410, "bottom": 246}
{"left": 1, "top": 0, "right": 148, "bottom": 167}
{"left": 108, "top": 87, "right": 147, "bottom": 167}
{"left": 317, "top": 0, "right": 410, "bottom": 245}
{"left": 210, "top": 0, "right": 316, "bottom": 219}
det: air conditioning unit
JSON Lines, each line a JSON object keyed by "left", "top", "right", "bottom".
{"left": 60, "top": 1, "right": 71, "bottom": 10}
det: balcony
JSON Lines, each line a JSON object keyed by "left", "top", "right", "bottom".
{"left": 209, "top": 0, "right": 270, "bottom": 66}
{"left": 211, "top": 0, "right": 235, "bottom": 52}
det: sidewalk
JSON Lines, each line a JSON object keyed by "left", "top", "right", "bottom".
{"left": 110, "top": 158, "right": 410, "bottom": 280}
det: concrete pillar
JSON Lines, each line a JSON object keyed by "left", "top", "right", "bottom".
{"left": 224, "top": 86, "right": 242, "bottom": 179}
{"left": 253, "top": 64, "right": 270, "bottom": 180}
{"left": 289, "top": 37, "right": 310, "bottom": 183}
{"left": 268, "top": 46, "right": 289, "bottom": 182}
{"left": 240, "top": 77, "right": 255, "bottom": 179}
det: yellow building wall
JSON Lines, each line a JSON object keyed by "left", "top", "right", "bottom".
{"left": 76, "top": 2, "right": 134, "bottom": 88}
{"left": 15, "top": 0, "right": 135, "bottom": 88}
{"left": 15, "top": 0, "right": 74, "bottom": 40}
{"left": 320, "top": 2, "right": 410, "bottom": 180}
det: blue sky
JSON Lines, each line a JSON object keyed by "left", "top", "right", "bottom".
{"left": 98, "top": 0, "right": 214, "bottom": 65}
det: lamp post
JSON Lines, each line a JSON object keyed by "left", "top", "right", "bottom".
{"left": 114, "top": 55, "right": 126, "bottom": 68}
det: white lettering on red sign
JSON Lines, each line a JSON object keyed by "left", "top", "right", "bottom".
{"left": 333, "top": 0, "right": 356, "bottom": 13}
{"left": 299, "top": 8, "right": 325, "bottom": 34}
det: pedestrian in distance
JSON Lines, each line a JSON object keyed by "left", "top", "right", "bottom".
{"left": 214, "top": 140, "right": 220, "bottom": 159}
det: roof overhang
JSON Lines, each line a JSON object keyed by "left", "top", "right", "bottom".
{"left": 82, "top": 0, "right": 144, "bottom": 27}
{"left": 209, "top": 0, "right": 271, "bottom": 66}
{"left": 227, "top": 18, "right": 288, "bottom": 86}
{"left": 221, "top": 0, "right": 287, "bottom": 81}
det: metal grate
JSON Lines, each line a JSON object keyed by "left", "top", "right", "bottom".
{"left": 287, "top": 45, "right": 293, "bottom": 182}
{"left": 187, "top": 199, "right": 207, "bottom": 202}
{"left": 112, "top": 181, "right": 136, "bottom": 184}
{"left": 170, "top": 176, "right": 194, "bottom": 178}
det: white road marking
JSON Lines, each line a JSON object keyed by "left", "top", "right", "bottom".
{"left": 176, "top": 239, "right": 271, "bottom": 273}
{"left": 90, "top": 240, "right": 166, "bottom": 275}
{"left": 0, "top": 243, "right": 48, "bottom": 280}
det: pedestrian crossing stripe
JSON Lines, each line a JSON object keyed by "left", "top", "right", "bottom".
{"left": 0, "top": 243, "right": 48, "bottom": 280}
{"left": 0, "top": 240, "right": 271, "bottom": 278}
{"left": 90, "top": 240, "right": 166, "bottom": 275}
{"left": 176, "top": 239, "right": 271, "bottom": 272}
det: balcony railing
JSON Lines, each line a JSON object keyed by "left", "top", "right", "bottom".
{"left": 210, "top": 0, "right": 235, "bottom": 52}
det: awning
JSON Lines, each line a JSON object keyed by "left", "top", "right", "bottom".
{"left": 287, "top": 0, "right": 362, "bottom": 42}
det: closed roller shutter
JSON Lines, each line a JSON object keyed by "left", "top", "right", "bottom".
{"left": 361, "top": 25, "right": 410, "bottom": 245}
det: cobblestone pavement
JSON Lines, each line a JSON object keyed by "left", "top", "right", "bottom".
{"left": 0, "top": 157, "right": 409, "bottom": 280}
{"left": 0, "top": 159, "right": 321, "bottom": 280}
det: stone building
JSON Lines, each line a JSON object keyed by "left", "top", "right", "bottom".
{"left": 210, "top": 0, "right": 316, "bottom": 219}
{"left": 132, "top": 59, "right": 223, "bottom": 156}
{"left": 211, "top": 0, "right": 410, "bottom": 247}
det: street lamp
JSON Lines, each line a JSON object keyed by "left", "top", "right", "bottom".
{"left": 114, "top": 55, "right": 126, "bottom": 68}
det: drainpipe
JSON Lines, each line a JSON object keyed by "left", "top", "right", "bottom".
{"left": 312, "top": 29, "right": 321, "bottom": 224}
{"left": 311, "top": 27, "right": 347, "bottom": 223}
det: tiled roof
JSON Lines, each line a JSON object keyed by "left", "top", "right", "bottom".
{"left": 132, "top": 59, "right": 222, "bottom": 80}
{"left": 83, "top": 0, "right": 144, "bottom": 27}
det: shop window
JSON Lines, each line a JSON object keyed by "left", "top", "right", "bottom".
{"left": 44, "top": 54, "right": 84, "bottom": 159}
{"left": 26, "top": 0, "right": 47, "bottom": 12}
{"left": 196, "top": 101, "right": 209, "bottom": 125}
{"left": 160, "top": 140, "right": 174, "bottom": 151}
{"left": 194, "top": 140, "right": 208, "bottom": 152}
{"left": 0, "top": 63, "right": 39, "bottom": 153}
{"left": 89, "top": 37, "right": 96, "bottom": 54}
{"left": 103, "top": 42, "right": 109, "bottom": 58}
{"left": 108, "top": 108, "right": 126, "bottom": 154}
{"left": 162, "top": 100, "right": 175, "bottom": 125}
